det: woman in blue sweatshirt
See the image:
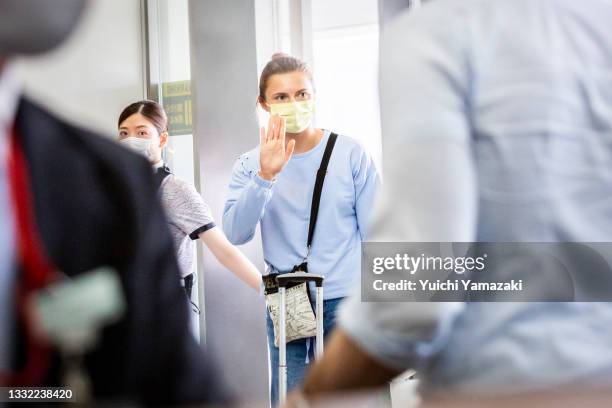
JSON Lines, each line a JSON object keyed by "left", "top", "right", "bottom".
{"left": 222, "top": 53, "right": 380, "bottom": 404}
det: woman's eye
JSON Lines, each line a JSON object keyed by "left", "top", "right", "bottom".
{"left": 276, "top": 95, "right": 286, "bottom": 101}
{"left": 139, "top": 131, "right": 148, "bottom": 136}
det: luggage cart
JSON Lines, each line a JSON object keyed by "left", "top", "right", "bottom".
{"left": 276, "top": 272, "right": 324, "bottom": 405}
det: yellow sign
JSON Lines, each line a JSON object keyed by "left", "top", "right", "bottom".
{"left": 162, "top": 80, "right": 192, "bottom": 136}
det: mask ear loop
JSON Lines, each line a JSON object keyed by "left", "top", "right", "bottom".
{"left": 160, "top": 130, "right": 173, "bottom": 165}
{"left": 161, "top": 145, "right": 168, "bottom": 163}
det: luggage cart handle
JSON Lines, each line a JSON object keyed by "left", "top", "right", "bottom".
{"left": 276, "top": 272, "right": 324, "bottom": 287}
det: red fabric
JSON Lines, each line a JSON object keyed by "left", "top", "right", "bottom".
{"left": 0, "top": 127, "right": 60, "bottom": 386}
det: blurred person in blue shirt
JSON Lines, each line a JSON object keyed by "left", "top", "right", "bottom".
{"left": 296, "top": 0, "right": 612, "bottom": 401}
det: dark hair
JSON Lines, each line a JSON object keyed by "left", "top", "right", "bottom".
{"left": 258, "top": 53, "right": 314, "bottom": 103}
{"left": 118, "top": 100, "right": 168, "bottom": 134}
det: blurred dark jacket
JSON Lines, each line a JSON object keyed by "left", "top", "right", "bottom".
{"left": 13, "top": 98, "right": 231, "bottom": 405}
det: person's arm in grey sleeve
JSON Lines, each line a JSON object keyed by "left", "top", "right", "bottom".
{"left": 222, "top": 153, "right": 275, "bottom": 245}
{"left": 300, "top": 2, "right": 478, "bottom": 397}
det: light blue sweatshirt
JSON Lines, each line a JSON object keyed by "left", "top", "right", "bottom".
{"left": 223, "top": 130, "right": 380, "bottom": 300}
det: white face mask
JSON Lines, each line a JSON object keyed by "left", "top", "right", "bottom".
{"left": 120, "top": 137, "right": 152, "bottom": 160}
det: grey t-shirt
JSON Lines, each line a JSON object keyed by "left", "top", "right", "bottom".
{"left": 159, "top": 173, "right": 215, "bottom": 278}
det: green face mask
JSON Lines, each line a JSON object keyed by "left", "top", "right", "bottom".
{"left": 269, "top": 100, "right": 315, "bottom": 134}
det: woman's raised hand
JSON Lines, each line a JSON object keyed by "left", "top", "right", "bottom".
{"left": 259, "top": 114, "right": 295, "bottom": 181}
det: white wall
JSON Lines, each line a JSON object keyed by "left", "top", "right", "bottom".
{"left": 312, "top": 0, "right": 378, "bottom": 29}
{"left": 17, "top": 0, "right": 144, "bottom": 137}
{"left": 159, "top": 0, "right": 191, "bottom": 82}
{"left": 155, "top": 0, "right": 196, "bottom": 186}
{"left": 310, "top": 0, "right": 382, "bottom": 170}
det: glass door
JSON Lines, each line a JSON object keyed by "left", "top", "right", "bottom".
{"left": 142, "top": 0, "right": 202, "bottom": 341}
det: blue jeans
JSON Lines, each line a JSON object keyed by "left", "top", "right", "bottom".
{"left": 266, "top": 297, "right": 343, "bottom": 407}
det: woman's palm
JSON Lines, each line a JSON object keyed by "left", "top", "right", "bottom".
{"left": 259, "top": 115, "right": 295, "bottom": 179}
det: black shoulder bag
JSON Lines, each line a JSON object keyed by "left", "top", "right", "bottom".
{"left": 264, "top": 132, "right": 338, "bottom": 347}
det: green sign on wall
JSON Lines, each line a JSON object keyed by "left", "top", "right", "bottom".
{"left": 162, "top": 80, "right": 192, "bottom": 136}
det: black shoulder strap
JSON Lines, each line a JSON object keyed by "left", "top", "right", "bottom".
{"left": 153, "top": 165, "right": 172, "bottom": 190}
{"left": 307, "top": 132, "right": 338, "bottom": 250}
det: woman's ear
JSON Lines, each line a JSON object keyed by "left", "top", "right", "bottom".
{"left": 159, "top": 131, "right": 169, "bottom": 148}
{"left": 259, "top": 97, "right": 270, "bottom": 113}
